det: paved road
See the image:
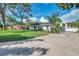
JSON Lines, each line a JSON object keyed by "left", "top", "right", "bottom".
{"left": 0, "top": 32, "right": 79, "bottom": 56}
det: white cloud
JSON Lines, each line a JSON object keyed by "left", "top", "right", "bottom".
{"left": 60, "top": 9, "right": 79, "bottom": 23}
{"left": 29, "top": 17, "right": 39, "bottom": 22}
{"left": 29, "top": 17, "right": 49, "bottom": 23}
{"left": 39, "top": 17, "right": 49, "bottom": 23}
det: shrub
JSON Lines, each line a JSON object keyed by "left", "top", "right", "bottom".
{"left": 51, "top": 24, "right": 61, "bottom": 33}
{"left": 51, "top": 28, "right": 60, "bottom": 33}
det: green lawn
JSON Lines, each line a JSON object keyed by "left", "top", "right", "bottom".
{"left": 77, "top": 30, "right": 79, "bottom": 33}
{"left": 0, "top": 30, "right": 48, "bottom": 42}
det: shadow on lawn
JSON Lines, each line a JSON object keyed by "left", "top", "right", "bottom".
{"left": 0, "top": 35, "right": 34, "bottom": 42}
{"left": 0, "top": 47, "right": 49, "bottom": 56}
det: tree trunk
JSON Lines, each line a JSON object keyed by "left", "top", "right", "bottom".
{"left": 20, "top": 18, "right": 23, "bottom": 29}
{"left": 1, "top": 11, "right": 6, "bottom": 30}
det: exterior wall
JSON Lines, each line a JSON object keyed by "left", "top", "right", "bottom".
{"left": 48, "top": 26, "right": 51, "bottom": 32}
{"left": 42, "top": 26, "right": 51, "bottom": 32}
{"left": 60, "top": 23, "right": 78, "bottom": 32}
{"left": 42, "top": 26, "right": 47, "bottom": 31}
{"left": 6, "top": 25, "right": 26, "bottom": 30}
{"left": 29, "top": 26, "right": 34, "bottom": 30}
{"left": 65, "top": 27, "right": 78, "bottom": 32}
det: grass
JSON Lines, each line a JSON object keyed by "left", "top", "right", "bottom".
{"left": 77, "top": 30, "right": 79, "bottom": 33}
{"left": 0, "top": 30, "right": 48, "bottom": 42}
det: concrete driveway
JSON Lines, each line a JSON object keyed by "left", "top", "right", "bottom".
{"left": 0, "top": 32, "right": 79, "bottom": 56}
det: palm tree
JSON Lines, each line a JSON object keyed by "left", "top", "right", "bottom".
{"left": 48, "top": 12, "right": 61, "bottom": 25}
{"left": 48, "top": 12, "right": 61, "bottom": 33}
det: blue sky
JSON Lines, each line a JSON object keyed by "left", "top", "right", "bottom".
{"left": 30, "top": 3, "right": 79, "bottom": 23}
{"left": 6, "top": 3, "right": 79, "bottom": 23}
{"left": 30, "top": 3, "right": 73, "bottom": 18}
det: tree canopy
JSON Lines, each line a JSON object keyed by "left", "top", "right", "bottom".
{"left": 67, "top": 19, "right": 79, "bottom": 27}
{"left": 48, "top": 12, "right": 61, "bottom": 24}
{"left": 0, "top": 3, "right": 32, "bottom": 29}
{"left": 48, "top": 12, "right": 62, "bottom": 33}
{"left": 57, "top": 3, "right": 79, "bottom": 10}
{"left": 10, "top": 3, "right": 31, "bottom": 29}
{"left": 0, "top": 3, "right": 18, "bottom": 29}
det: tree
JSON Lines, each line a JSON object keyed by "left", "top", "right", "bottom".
{"left": 75, "top": 19, "right": 79, "bottom": 30}
{"left": 48, "top": 12, "right": 61, "bottom": 25}
{"left": 0, "top": 3, "right": 18, "bottom": 30}
{"left": 72, "top": 19, "right": 79, "bottom": 27}
{"left": 10, "top": 3, "right": 31, "bottom": 29}
{"left": 48, "top": 12, "right": 62, "bottom": 33}
{"left": 56, "top": 3, "right": 79, "bottom": 31}
{"left": 0, "top": 3, "right": 6, "bottom": 30}
{"left": 6, "top": 15, "right": 18, "bottom": 25}
{"left": 57, "top": 3, "right": 79, "bottom": 10}
{"left": 67, "top": 19, "right": 79, "bottom": 27}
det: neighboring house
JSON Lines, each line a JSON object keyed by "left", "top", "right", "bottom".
{"left": 28, "top": 17, "right": 51, "bottom": 32}
{"left": 61, "top": 23, "right": 78, "bottom": 32}
{"left": 40, "top": 22, "right": 51, "bottom": 32}
{"left": 29, "top": 22, "right": 51, "bottom": 32}
{"left": 22, "top": 17, "right": 51, "bottom": 32}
